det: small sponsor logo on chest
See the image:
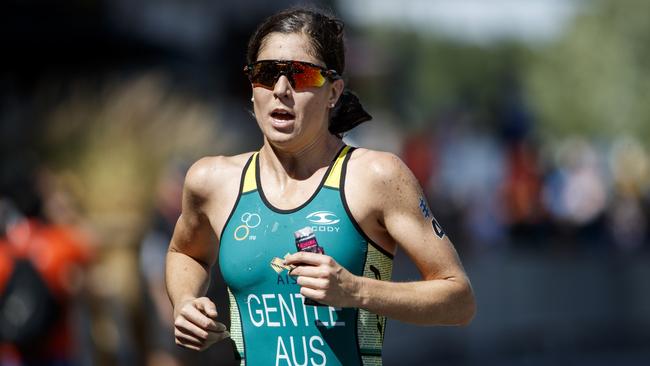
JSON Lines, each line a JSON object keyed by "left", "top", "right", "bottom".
{"left": 306, "top": 211, "right": 340, "bottom": 233}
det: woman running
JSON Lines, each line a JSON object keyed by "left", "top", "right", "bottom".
{"left": 166, "top": 7, "right": 476, "bottom": 366}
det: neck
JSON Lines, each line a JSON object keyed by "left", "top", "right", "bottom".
{"left": 260, "top": 134, "right": 343, "bottom": 180}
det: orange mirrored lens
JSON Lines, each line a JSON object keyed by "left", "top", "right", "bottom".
{"left": 246, "top": 60, "right": 329, "bottom": 91}
{"left": 291, "top": 62, "right": 326, "bottom": 90}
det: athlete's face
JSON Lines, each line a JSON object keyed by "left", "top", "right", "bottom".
{"left": 251, "top": 32, "right": 343, "bottom": 149}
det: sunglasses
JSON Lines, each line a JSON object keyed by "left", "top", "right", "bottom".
{"left": 243, "top": 60, "right": 340, "bottom": 91}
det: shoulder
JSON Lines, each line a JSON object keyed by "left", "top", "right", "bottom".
{"left": 345, "top": 147, "right": 423, "bottom": 214}
{"left": 347, "top": 148, "right": 416, "bottom": 189}
{"left": 343, "top": 148, "right": 423, "bottom": 253}
{"left": 184, "top": 152, "right": 255, "bottom": 200}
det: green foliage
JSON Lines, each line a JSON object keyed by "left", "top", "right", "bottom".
{"left": 524, "top": 0, "right": 650, "bottom": 142}
{"left": 351, "top": 1, "right": 650, "bottom": 143}
{"left": 354, "top": 28, "right": 527, "bottom": 132}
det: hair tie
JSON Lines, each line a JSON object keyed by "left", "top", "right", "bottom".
{"left": 329, "top": 89, "right": 372, "bottom": 136}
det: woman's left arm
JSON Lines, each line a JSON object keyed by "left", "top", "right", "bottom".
{"left": 285, "top": 151, "right": 476, "bottom": 326}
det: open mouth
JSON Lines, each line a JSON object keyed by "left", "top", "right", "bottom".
{"left": 270, "top": 109, "right": 295, "bottom": 121}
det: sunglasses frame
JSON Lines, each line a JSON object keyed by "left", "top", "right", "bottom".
{"left": 243, "top": 60, "right": 341, "bottom": 91}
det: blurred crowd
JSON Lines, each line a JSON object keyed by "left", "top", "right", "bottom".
{"left": 401, "top": 115, "right": 649, "bottom": 256}
{"left": 0, "top": 74, "right": 235, "bottom": 365}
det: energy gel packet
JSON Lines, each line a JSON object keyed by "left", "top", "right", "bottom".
{"left": 294, "top": 227, "right": 325, "bottom": 306}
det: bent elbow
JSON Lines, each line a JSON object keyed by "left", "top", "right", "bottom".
{"left": 457, "top": 284, "right": 476, "bottom": 326}
{"left": 457, "top": 299, "right": 476, "bottom": 326}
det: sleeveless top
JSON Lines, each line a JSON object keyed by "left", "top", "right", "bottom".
{"left": 219, "top": 145, "right": 394, "bottom": 366}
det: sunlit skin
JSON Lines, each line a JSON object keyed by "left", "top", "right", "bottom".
{"left": 166, "top": 31, "right": 475, "bottom": 351}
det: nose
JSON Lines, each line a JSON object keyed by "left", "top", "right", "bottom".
{"left": 273, "top": 75, "right": 293, "bottom": 98}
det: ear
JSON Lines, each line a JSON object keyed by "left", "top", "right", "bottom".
{"left": 328, "top": 79, "right": 345, "bottom": 107}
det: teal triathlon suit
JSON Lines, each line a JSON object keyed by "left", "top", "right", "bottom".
{"left": 219, "top": 145, "right": 394, "bottom": 366}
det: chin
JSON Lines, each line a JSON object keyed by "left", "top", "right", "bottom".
{"left": 262, "top": 120, "right": 299, "bottom": 142}
{"left": 263, "top": 129, "right": 298, "bottom": 146}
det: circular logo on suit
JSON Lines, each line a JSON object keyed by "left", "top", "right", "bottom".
{"left": 234, "top": 212, "right": 261, "bottom": 241}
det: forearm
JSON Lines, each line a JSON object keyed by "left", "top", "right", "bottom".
{"left": 166, "top": 248, "right": 228, "bottom": 352}
{"left": 354, "top": 276, "right": 475, "bottom": 326}
{"left": 165, "top": 249, "right": 211, "bottom": 310}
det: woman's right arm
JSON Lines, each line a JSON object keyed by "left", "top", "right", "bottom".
{"left": 165, "top": 157, "right": 230, "bottom": 351}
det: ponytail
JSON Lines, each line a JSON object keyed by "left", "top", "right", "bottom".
{"left": 329, "top": 89, "right": 372, "bottom": 136}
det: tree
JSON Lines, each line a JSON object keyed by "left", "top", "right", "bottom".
{"left": 525, "top": 0, "right": 650, "bottom": 143}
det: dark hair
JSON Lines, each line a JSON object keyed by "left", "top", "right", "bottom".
{"left": 246, "top": 7, "right": 372, "bottom": 136}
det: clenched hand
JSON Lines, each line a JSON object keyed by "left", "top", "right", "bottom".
{"left": 173, "top": 297, "right": 229, "bottom": 351}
